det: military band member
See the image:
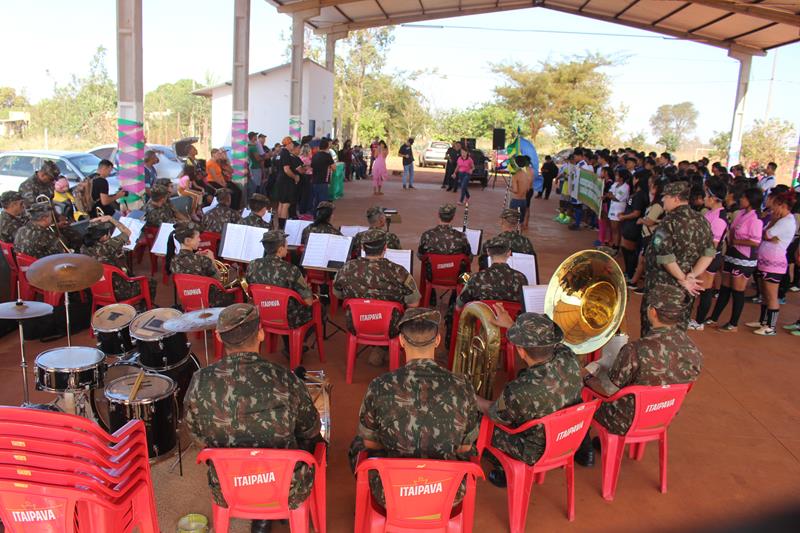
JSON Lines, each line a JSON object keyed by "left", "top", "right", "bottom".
{"left": 166, "top": 221, "right": 234, "bottom": 307}
{"left": 418, "top": 203, "right": 471, "bottom": 257}
{"left": 300, "top": 201, "right": 341, "bottom": 245}
{"left": 478, "top": 208, "right": 535, "bottom": 269}
{"left": 0, "top": 191, "right": 29, "bottom": 243}
{"left": 144, "top": 185, "right": 187, "bottom": 227}
{"left": 19, "top": 160, "right": 58, "bottom": 207}
{"left": 185, "top": 303, "right": 322, "bottom": 533}
{"left": 348, "top": 308, "right": 481, "bottom": 506}
{"left": 202, "top": 188, "right": 241, "bottom": 233}
{"left": 476, "top": 306, "right": 582, "bottom": 486}
{"left": 456, "top": 236, "right": 526, "bottom": 309}
{"left": 13, "top": 202, "right": 63, "bottom": 258}
{"left": 241, "top": 193, "right": 272, "bottom": 229}
{"left": 351, "top": 206, "right": 401, "bottom": 253}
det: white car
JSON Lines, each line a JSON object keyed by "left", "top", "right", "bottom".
{"left": 89, "top": 143, "right": 183, "bottom": 182}
{"left": 418, "top": 141, "right": 450, "bottom": 168}
{"left": 0, "top": 150, "right": 120, "bottom": 193}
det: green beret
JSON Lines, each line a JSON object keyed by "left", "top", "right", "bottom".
{"left": 397, "top": 307, "right": 441, "bottom": 330}
{"left": 507, "top": 312, "right": 564, "bottom": 348}
{"left": 261, "top": 229, "right": 287, "bottom": 244}
{"left": 649, "top": 283, "right": 688, "bottom": 322}
{"left": 0, "top": 191, "right": 23, "bottom": 206}
{"left": 663, "top": 181, "right": 690, "bottom": 200}
{"left": 217, "top": 303, "right": 261, "bottom": 345}
{"left": 500, "top": 208, "right": 520, "bottom": 223}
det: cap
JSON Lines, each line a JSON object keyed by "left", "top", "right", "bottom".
{"left": 27, "top": 202, "right": 52, "bottom": 220}
{"left": 360, "top": 228, "right": 387, "bottom": 249}
{"left": 214, "top": 188, "right": 231, "bottom": 199}
{"left": 439, "top": 204, "right": 456, "bottom": 218}
{"left": 0, "top": 191, "right": 22, "bottom": 206}
{"left": 507, "top": 312, "right": 564, "bottom": 348}
{"left": 173, "top": 221, "right": 201, "bottom": 242}
{"left": 500, "top": 208, "right": 521, "bottom": 224}
{"left": 366, "top": 206, "right": 384, "bottom": 219}
{"left": 281, "top": 136, "right": 294, "bottom": 146}
{"left": 250, "top": 193, "right": 269, "bottom": 204}
{"left": 150, "top": 185, "right": 169, "bottom": 199}
{"left": 317, "top": 201, "right": 335, "bottom": 211}
{"left": 39, "top": 160, "right": 59, "bottom": 178}
{"left": 261, "top": 229, "right": 287, "bottom": 244}
{"left": 397, "top": 307, "right": 441, "bottom": 330}
{"left": 663, "top": 181, "right": 690, "bottom": 200}
{"left": 648, "top": 283, "right": 688, "bottom": 323}
{"left": 484, "top": 236, "right": 510, "bottom": 255}
{"left": 217, "top": 303, "right": 261, "bottom": 345}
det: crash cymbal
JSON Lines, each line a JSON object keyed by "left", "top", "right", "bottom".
{"left": 0, "top": 300, "right": 54, "bottom": 320}
{"left": 26, "top": 254, "right": 103, "bottom": 292}
{"left": 163, "top": 308, "right": 225, "bottom": 333}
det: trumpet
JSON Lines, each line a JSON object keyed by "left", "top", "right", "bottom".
{"left": 35, "top": 194, "right": 73, "bottom": 253}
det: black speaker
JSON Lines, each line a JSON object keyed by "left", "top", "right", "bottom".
{"left": 461, "top": 138, "right": 477, "bottom": 151}
{"left": 492, "top": 128, "right": 506, "bottom": 150}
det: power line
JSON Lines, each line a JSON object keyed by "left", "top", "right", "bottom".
{"left": 401, "top": 23, "right": 675, "bottom": 40}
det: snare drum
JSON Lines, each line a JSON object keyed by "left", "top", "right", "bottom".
{"left": 105, "top": 373, "right": 178, "bottom": 458}
{"left": 35, "top": 347, "right": 106, "bottom": 393}
{"left": 91, "top": 356, "right": 143, "bottom": 431}
{"left": 92, "top": 303, "right": 137, "bottom": 356}
{"left": 130, "top": 308, "right": 190, "bottom": 369}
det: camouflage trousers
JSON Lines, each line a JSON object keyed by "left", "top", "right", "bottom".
{"left": 594, "top": 396, "right": 636, "bottom": 436}
{"left": 206, "top": 461, "right": 314, "bottom": 510}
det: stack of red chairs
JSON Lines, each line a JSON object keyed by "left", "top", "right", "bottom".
{"left": 0, "top": 406, "right": 159, "bottom": 532}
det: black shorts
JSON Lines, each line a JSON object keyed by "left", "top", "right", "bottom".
{"left": 759, "top": 270, "right": 784, "bottom": 284}
{"left": 275, "top": 175, "right": 297, "bottom": 204}
{"left": 723, "top": 248, "right": 756, "bottom": 278}
{"left": 707, "top": 251, "right": 723, "bottom": 274}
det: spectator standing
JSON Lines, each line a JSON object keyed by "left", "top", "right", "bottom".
{"left": 399, "top": 138, "right": 416, "bottom": 190}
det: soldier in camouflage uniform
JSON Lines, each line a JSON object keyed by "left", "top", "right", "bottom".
{"left": 351, "top": 206, "right": 401, "bottom": 254}
{"left": 456, "top": 236, "right": 526, "bottom": 309}
{"left": 143, "top": 186, "right": 185, "bottom": 227}
{"left": 333, "top": 229, "right": 420, "bottom": 338}
{"left": 641, "top": 181, "right": 714, "bottom": 335}
{"left": 184, "top": 304, "right": 321, "bottom": 533}
{"left": 202, "top": 188, "right": 241, "bottom": 233}
{"left": 13, "top": 203, "right": 63, "bottom": 258}
{"left": 0, "top": 191, "right": 29, "bottom": 243}
{"left": 478, "top": 208, "right": 535, "bottom": 269}
{"left": 167, "top": 221, "right": 235, "bottom": 307}
{"left": 418, "top": 204, "right": 471, "bottom": 257}
{"left": 241, "top": 193, "right": 273, "bottom": 229}
{"left": 348, "top": 308, "right": 481, "bottom": 506}
{"left": 301, "top": 201, "right": 341, "bottom": 245}
{"left": 476, "top": 306, "right": 582, "bottom": 485}
{"left": 18, "top": 160, "right": 58, "bottom": 207}
{"left": 585, "top": 283, "right": 703, "bottom": 436}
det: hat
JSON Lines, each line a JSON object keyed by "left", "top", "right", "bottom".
{"left": 360, "top": 228, "right": 387, "bottom": 250}
{"left": 173, "top": 221, "right": 200, "bottom": 242}
{"left": 663, "top": 181, "right": 690, "bottom": 200}
{"left": 39, "top": 160, "right": 59, "bottom": 178}
{"left": 0, "top": 191, "right": 22, "bottom": 206}
{"left": 27, "top": 202, "right": 52, "bottom": 220}
{"left": 500, "top": 208, "right": 520, "bottom": 224}
{"left": 317, "top": 201, "right": 335, "bottom": 211}
{"left": 366, "top": 206, "right": 384, "bottom": 219}
{"left": 261, "top": 229, "right": 287, "bottom": 245}
{"left": 217, "top": 303, "right": 261, "bottom": 345}
{"left": 484, "top": 236, "right": 510, "bottom": 256}
{"left": 150, "top": 185, "right": 169, "bottom": 200}
{"left": 648, "top": 284, "right": 688, "bottom": 323}
{"left": 281, "top": 136, "right": 294, "bottom": 146}
{"left": 214, "top": 188, "right": 231, "bottom": 199}
{"left": 439, "top": 204, "right": 456, "bottom": 218}
{"left": 397, "top": 307, "right": 441, "bottom": 330}
{"left": 507, "top": 312, "right": 564, "bottom": 348}
{"left": 250, "top": 193, "right": 269, "bottom": 204}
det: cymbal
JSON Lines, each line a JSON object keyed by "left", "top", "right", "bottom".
{"left": 163, "top": 308, "right": 225, "bottom": 333}
{"left": 0, "top": 301, "right": 54, "bottom": 320}
{"left": 26, "top": 254, "right": 103, "bottom": 292}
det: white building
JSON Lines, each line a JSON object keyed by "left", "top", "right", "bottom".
{"left": 194, "top": 59, "right": 334, "bottom": 148}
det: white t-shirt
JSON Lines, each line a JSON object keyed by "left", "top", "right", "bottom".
{"left": 759, "top": 175, "right": 776, "bottom": 194}
{"left": 608, "top": 182, "right": 630, "bottom": 221}
{"left": 758, "top": 214, "right": 797, "bottom": 273}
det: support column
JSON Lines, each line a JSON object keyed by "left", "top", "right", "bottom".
{"left": 289, "top": 9, "right": 320, "bottom": 141}
{"left": 727, "top": 51, "right": 752, "bottom": 166}
{"left": 325, "top": 31, "right": 347, "bottom": 72}
{"left": 116, "top": 0, "right": 144, "bottom": 207}
{"left": 231, "top": 0, "right": 250, "bottom": 187}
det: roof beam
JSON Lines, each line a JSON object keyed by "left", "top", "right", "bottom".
{"left": 277, "top": 0, "right": 364, "bottom": 14}
{"left": 686, "top": 0, "right": 800, "bottom": 27}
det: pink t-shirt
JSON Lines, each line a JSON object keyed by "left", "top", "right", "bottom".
{"left": 456, "top": 156, "right": 474, "bottom": 174}
{"left": 730, "top": 209, "right": 763, "bottom": 258}
{"left": 703, "top": 207, "right": 728, "bottom": 244}
{"left": 757, "top": 214, "right": 797, "bottom": 273}
{"left": 178, "top": 175, "right": 191, "bottom": 189}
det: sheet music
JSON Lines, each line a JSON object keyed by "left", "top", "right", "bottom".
{"left": 151, "top": 223, "right": 178, "bottom": 256}
{"left": 242, "top": 208, "right": 273, "bottom": 224}
{"left": 340, "top": 225, "right": 369, "bottom": 238}
{"left": 302, "top": 233, "right": 353, "bottom": 268}
{"left": 220, "top": 223, "right": 269, "bottom": 262}
{"left": 201, "top": 197, "right": 218, "bottom": 214}
{"left": 285, "top": 219, "right": 313, "bottom": 246}
{"left": 489, "top": 253, "right": 537, "bottom": 284}
{"left": 522, "top": 285, "right": 548, "bottom": 313}
{"left": 112, "top": 216, "right": 146, "bottom": 251}
{"left": 455, "top": 227, "right": 482, "bottom": 255}
{"left": 361, "top": 249, "right": 413, "bottom": 273}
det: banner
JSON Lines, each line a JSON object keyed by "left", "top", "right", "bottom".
{"left": 231, "top": 115, "right": 248, "bottom": 186}
{"left": 117, "top": 118, "right": 145, "bottom": 206}
{"left": 577, "top": 169, "right": 603, "bottom": 215}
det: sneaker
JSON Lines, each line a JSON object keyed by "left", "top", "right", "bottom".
{"left": 704, "top": 318, "right": 717, "bottom": 326}
{"left": 791, "top": 330, "right": 800, "bottom": 337}
{"left": 747, "top": 296, "right": 762, "bottom": 304}
{"left": 402, "top": 185, "right": 407, "bottom": 190}
{"left": 687, "top": 320, "right": 704, "bottom": 331}
{"left": 782, "top": 322, "right": 800, "bottom": 331}
{"left": 718, "top": 323, "right": 738, "bottom": 332}
{"left": 789, "top": 286, "right": 800, "bottom": 293}
{"left": 408, "top": 185, "right": 416, "bottom": 189}
{"left": 753, "top": 326, "right": 776, "bottom": 336}
{"left": 745, "top": 321, "right": 765, "bottom": 329}
{"left": 779, "top": 297, "right": 786, "bottom": 305}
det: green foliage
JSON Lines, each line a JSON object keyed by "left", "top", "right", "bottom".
{"left": 145, "top": 79, "right": 211, "bottom": 146}
{"left": 649, "top": 102, "right": 698, "bottom": 152}
{"left": 0, "top": 87, "right": 29, "bottom": 109}
{"left": 708, "top": 119, "right": 794, "bottom": 168}
{"left": 432, "top": 103, "right": 524, "bottom": 142}
{"left": 555, "top": 105, "right": 621, "bottom": 147}
{"left": 708, "top": 130, "right": 731, "bottom": 163}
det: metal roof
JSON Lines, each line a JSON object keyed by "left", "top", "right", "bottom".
{"left": 266, "top": 0, "right": 800, "bottom": 55}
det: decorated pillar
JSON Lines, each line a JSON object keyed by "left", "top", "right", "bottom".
{"left": 116, "top": 0, "right": 144, "bottom": 207}
{"left": 231, "top": 0, "right": 250, "bottom": 186}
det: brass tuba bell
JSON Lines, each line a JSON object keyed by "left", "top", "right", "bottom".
{"left": 544, "top": 250, "right": 627, "bottom": 355}
{"left": 451, "top": 301, "right": 502, "bottom": 399}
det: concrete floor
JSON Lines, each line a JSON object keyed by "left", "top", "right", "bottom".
{"left": 1, "top": 164, "right": 799, "bottom": 532}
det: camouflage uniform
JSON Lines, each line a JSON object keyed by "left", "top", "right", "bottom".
{"left": 81, "top": 233, "right": 154, "bottom": 303}
{"left": 301, "top": 221, "right": 341, "bottom": 245}
{"left": 184, "top": 351, "right": 321, "bottom": 508}
{"left": 14, "top": 223, "right": 62, "bottom": 258}
{"left": 478, "top": 231, "right": 535, "bottom": 270}
{"left": 418, "top": 224, "right": 471, "bottom": 256}
{"left": 143, "top": 200, "right": 179, "bottom": 227}
{"left": 240, "top": 212, "right": 272, "bottom": 230}
{"left": 246, "top": 255, "right": 313, "bottom": 328}
{"left": 333, "top": 256, "right": 420, "bottom": 336}
{"left": 18, "top": 174, "right": 55, "bottom": 207}
{"left": 202, "top": 204, "right": 241, "bottom": 233}
{"left": 641, "top": 183, "right": 714, "bottom": 334}
{"left": 0, "top": 210, "right": 28, "bottom": 243}
{"left": 170, "top": 249, "right": 234, "bottom": 307}
{"left": 456, "top": 263, "right": 526, "bottom": 307}
{"left": 352, "top": 228, "right": 401, "bottom": 253}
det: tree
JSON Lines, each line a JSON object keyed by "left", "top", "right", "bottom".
{"left": 649, "top": 102, "right": 698, "bottom": 152}
{"left": 432, "top": 103, "right": 524, "bottom": 142}
{"left": 708, "top": 119, "right": 794, "bottom": 168}
{"left": 145, "top": 79, "right": 211, "bottom": 146}
{"left": 0, "top": 87, "right": 29, "bottom": 109}
{"left": 708, "top": 130, "right": 730, "bottom": 163}
{"left": 555, "top": 105, "right": 622, "bottom": 147}
{"left": 491, "top": 54, "right": 614, "bottom": 141}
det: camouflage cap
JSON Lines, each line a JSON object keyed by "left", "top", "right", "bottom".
{"left": 154, "top": 178, "right": 172, "bottom": 189}
{"left": 648, "top": 283, "right": 688, "bottom": 323}
{"left": 261, "top": 229, "right": 287, "bottom": 244}
{"left": 39, "top": 160, "right": 59, "bottom": 178}
{"left": 507, "top": 312, "right": 564, "bottom": 348}
{"left": 663, "top": 180, "right": 690, "bottom": 200}
{"left": 214, "top": 188, "right": 232, "bottom": 199}
{"left": 500, "top": 208, "right": 520, "bottom": 224}
{"left": 27, "top": 202, "right": 52, "bottom": 220}
{"left": 217, "top": 303, "right": 261, "bottom": 345}
{"left": 366, "top": 206, "right": 384, "bottom": 218}
{"left": 249, "top": 193, "right": 269, "bottom": 204}
{"left": 360, "top": 228, "right": 387, "bottom": 249}
{"left": 438, "top": 204, "right": 457, "bottom": 218}
{"left": 484, "top": 235, "right": 510, "bottom": 255}
{"left": 397, "top": 307, "right": 441, "bottom": 330}
{"left": 317, "top": 201, "right": 335, "bottom": 211}
{"left": 150, "top": 185, "right": 169, "bottom": 200}
{"left": 0, "top": 191, "right": 23, "bottom": 206}
{"left": 173, "top": 221, "right": 201, "bottom": 242}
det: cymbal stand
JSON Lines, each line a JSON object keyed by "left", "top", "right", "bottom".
{"left": 15, "top": 286, "right": 31, "bottom": 406}
{"left": 64, "top": 291, "right": 72, "bottom": 347}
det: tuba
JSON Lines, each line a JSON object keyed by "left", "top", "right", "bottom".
{"left": 544, "top": 249, "right": 627, "bottom": 356}
{"left": 451, "top": 301, "right": 502, "bottom": 399}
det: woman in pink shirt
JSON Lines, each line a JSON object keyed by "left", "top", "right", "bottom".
{"left": 709, "top": 187, "right": 764, "bottom": 331}
{"left": 456, "top": 148, "right": 474, "bottom": 205}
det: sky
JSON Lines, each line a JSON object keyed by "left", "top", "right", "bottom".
{"left": 2, "top": 0, "right": 799, "bottom": 145}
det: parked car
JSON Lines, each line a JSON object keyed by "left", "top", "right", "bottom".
{"left": 493, "top": 149, "right": 509, "bottom": 173}
{"left": 418, "top": 141, "right": 450, "bottom": 168}
{"left": 0, "top": 150, "right": 120, "bottom": 193}
{"left": 89, "top": 143, "right": 183, "bottom": 181}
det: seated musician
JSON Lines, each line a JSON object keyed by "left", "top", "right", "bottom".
{"left": 0, "top": 191, "right": 29, "bottom": 243}
{"left": 478, "top": 208, "right": 535, "bottom": 269}
{"left": 348, "top": 308, "right": 481, "bottom": 507}
{"left": 476, "top": 305, "right": 582, "bottom": 487}
{"left": 13, "top": 202, "right": 64, "bottom": 258}
{"left": 241, "top": 193, "right": 272, "bottom": 229}
{"left": 456, "top": 236, "right": 526, "bottom": 310}
{"left": 81, "top": 216, "right": 155, "bottom": 306}
{"left": 18, "top": 159, "right": 58, "bottom": 207}
{"left": 333, "top": 229, "right": 420, "bottom": 366}
{"left": 300, "top": 200, "right": 341, "bottom": 245}
{"left": 202, "top": 188, "right": 241, "bottom": 233}
{"left": 166, "top": 221, "right": 235, "bottom": 307}
{"left": 581, "top": 283, "right": 703, "bottom": 463}
{"left": 351, "top": 206, "right": 401, "bottom": 253}
{"left": 185, "top": 303, "right": 322, "bottom": 533}
{"left": 418, "top": 203, "right": 471, "bottom": 257}
{"left": 144, "top": 185, "right": 187, "bottom": 227}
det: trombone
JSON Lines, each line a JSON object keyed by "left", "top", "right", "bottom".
{"left": 35, "top": 194, "right": 73, "bottom": 253}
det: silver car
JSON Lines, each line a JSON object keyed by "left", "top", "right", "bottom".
{"left": 418, "top": 141, "right": 450, "bottom": 168}
{"left": 89, "top": 143, "right": 183, "bottom": 181}
{"left": 0, "top": 150, "right": 120, "bottom": 193}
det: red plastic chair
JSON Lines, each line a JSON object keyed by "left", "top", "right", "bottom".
{"left": 419, "top": 254, "right": 470, "bottom": 307}
{"left": 343, "top": 299, "right": 405, "bottom": 384}
{"left": 248, "top": 284, "right": 325, "bottom": 369}
{"left": 476, "top": 400, "right": 601, "bottom": 530}
{"left": 15, "top": 253, "right": 63, "bottom": 306}
{"left": 584, "top": 383, "right": 691, "bottom": 500}
{"left": 198, "top": 231, "right": 221, "bottom": 254}
{"left": 354, "top": 457, "right": 485, "bottom": 533}
{"left": 0, "top": 241, "right": 19, "bottom": 300}
{"left": 196, "top": 443, "right": 327, "bottom": 533}
{"left": 448, "top": 300, "right": 521, "bottom": 374}
{"left": 137, "top": 226, "right": 162, "bottom": 279}
{"left": 306, "top": 269, "right": 339, "bottom": 316}
{"left": 90, "top": 263, "right": 153, "bottom": 313}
